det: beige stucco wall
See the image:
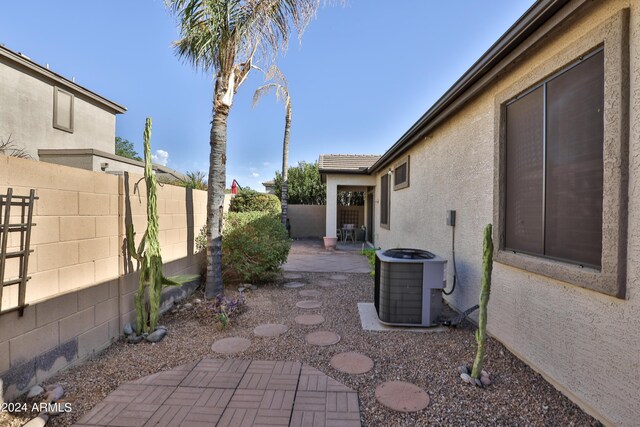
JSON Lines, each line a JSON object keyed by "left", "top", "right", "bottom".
{"left": 0, "top": 58, "right": 116, "bottom": 159}
{"left": 373, "top": 1, "right": 639, "bottom": 425}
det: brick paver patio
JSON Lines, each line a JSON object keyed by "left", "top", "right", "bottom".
{"left": 74, "top": 358, "right": 361, "bottom": 426}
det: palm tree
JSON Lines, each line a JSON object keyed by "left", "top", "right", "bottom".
{"left": 167, "top": 0, "right": 319, "bottom": 298}
{"left": 253, "top": 65, "right": 291, "bottom": 226}
{"left": 180, "top": 170, "right": 208, "bottom": 191}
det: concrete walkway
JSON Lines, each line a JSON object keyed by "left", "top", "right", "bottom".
{"left": 283, "top": 240, "right": 371, "bottom": 274}
{"left": 73, "top": 359, "right": 360, "bottom": 427}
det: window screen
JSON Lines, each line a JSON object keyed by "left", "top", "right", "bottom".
{"left": 394, "top": 157, "right": 409, "bottom": 190}
{"left": 504, "top": 50, "right": 604, "bottom": 267}
{"left": 505, "top": 87, "right": 544, "bottom": 254}
{"left": 380, "top": 174, "right": 389, "bottom": 227}
{"left": 545, "top": 51, "right": 604, "bottom": 266}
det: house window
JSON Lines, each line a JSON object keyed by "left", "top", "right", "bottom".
{"left": 53, "top": 87, "right": 74, "bottom": 133}
{"left": 380, "top": 174, "right": 390, "bottom": 228}
{"left": 505, "top": 49, "right": 603, "bottom": 268}
{"left": 393, "top": 156, "right": 410, "bottom": 190}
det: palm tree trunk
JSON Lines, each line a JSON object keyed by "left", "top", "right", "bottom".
{"left": 281, "top": 104, "right": 291, "bottom": 226}
{"left": 205, "top": 100, "right": 229, "bottom": 298}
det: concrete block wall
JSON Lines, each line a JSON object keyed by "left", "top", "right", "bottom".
{"left": 1, "top": 157, "right": 120, "bottom": 307}
{"left": 286, "top": 205, "right": 364, "bottom": 239}
{"left": 288, "top": 205, "right": 326, "bottom": 238}
{"left": 0, "top": 279, "right": 120, "bottom": 402}
{"left": 0, "top": 157, "right": 207, "bottom": 403}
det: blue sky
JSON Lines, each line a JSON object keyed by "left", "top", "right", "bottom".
{"left": 1, "top": 0, "right": 534, "bottom": 190}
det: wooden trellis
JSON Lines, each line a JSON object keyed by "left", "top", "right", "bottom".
{"left": 0, "top": 188, "right": 37, "bottom": 316}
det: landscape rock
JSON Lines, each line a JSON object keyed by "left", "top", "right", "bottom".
{"left": 458, "top": 365, "right": 469, "bottom": 375}
{"left": 184, "top": 303, "right": 193, "bottom": 309}
{"left": 44, "top": 385, "right": 64, "bottom": 402}
{"left": 156, "top": 325, "right": 167, "bottom": 331}
{"left": 146, "top": 328, "right": 167, "bottom": 343}
{"left": 127, "top": 334, "right": 144, "bottom": 344}
{"left": 480, "top": 374, "right": 491, "bottom": 386}
{"left": 251, "top": 285, "right": 258, "bottom": 291}
{"left": 23, "top": 413, "right": 48, "bottom": 427}
{"left": 475, "top": 378, "right": 483, "bottom": 387}
{"left": 123, "top": 323, "right": 134, "bottom": 335}
{"left": 27, "top": 385, "right": 44, "bottom": 398}
{"left": 460, "top": 373, "right": 474, "bottom": 384}
{"left": 194, "top": 298, "right": 202, "bottom": 304}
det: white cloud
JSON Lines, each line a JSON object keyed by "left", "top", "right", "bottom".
{"left": 252, "top": 172, "right": 260, "bottom": 177}
{"left": 152, "top": 149, "right": 169, "bottom": 166}
{"left": 263, "top": 162, "right": 270, "bottom": 167}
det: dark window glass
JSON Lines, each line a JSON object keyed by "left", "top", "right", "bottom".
{"left": 395, "top": 163, "right": 407, "bottom": 187}
{"left": 504, "top": 50, "right": 603, "bottom": 267}
{"left": 380, "top": 174, "right": 389, "bottom": 226}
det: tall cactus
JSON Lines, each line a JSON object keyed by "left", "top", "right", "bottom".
{"left": 127, "top": 118, "right": 178, "bottom": 334}
{"left": 471, "top": 224, "right": 493, "bottom": 379}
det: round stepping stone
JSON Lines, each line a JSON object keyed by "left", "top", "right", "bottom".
{"left": 296, "top": 300, "right": 322, "bottom": 309}
{"left": 330, "top": 352, "right": 374, "bottom": 374}
{"left": 284, "top": 273, "right": 303, "bottom": 280}
{"left": 295, "top": 314, "right": 325, "bottom": 326}
{"left": 330, "top": 274, "right": 348, "bottom": 281}
{"left": 211, "top": 337, "right": 251, "bottom": 354}
{"left": 375, "top": 381, "right": 429, "bottom": 413}
{"left": 253, "top": 324, "right": 288, "bottom": 337}
{"left": 305, "top": 331, "right": 341, "bottom": 346}
{"left": 299, "top": 289, "right": 322, "bottom": 298}
{"left": 284, "top": 282, "right": 305, "bottom": 289}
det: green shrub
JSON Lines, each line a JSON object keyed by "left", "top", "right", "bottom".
{"left": 230, "top": 190, "right": 280, "bottom": 214}
{"left": 195, "top": 224, "right": 207, "bottom": 252}
{"left": 222, "top": 211, "right": 291, "bottom": 283}
{"left": 361, "top": 248, "right": 377, "bottom": 277}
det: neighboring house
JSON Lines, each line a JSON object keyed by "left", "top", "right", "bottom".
{"left": 262, "top": 179, "right": 276, "bottom": 194}
{"left": 0, "top": 44, "right": 182, "bottom": 180}
{"left": 320, "top": 1, "right": 639, "bottom": 425}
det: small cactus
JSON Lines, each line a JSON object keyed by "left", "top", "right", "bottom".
{"left": 471, "top": 224, "right": 493, "bottom": 379}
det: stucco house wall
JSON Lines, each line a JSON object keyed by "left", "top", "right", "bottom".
{"left": 373, "top": 1, "right": 639, "bottom": 425}
{"left": 0, "top": 46, "right": 124, "bottom": 160}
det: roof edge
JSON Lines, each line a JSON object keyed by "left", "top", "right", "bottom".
{"left": 38, "top": 148, "right": 184, "bottom": 178}
{"left": 369, "top": 0, "right": 582, "bottom": 173}
{"left": 1, "top": 45, "right": 127, "bottom": 114}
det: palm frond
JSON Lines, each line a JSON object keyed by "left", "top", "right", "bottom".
{"left": 167, "top": 0, "right": 323, "bottom": 77}
{"left": 252, "top": 83, "right": 277, "bottom": 107}
{"left": 252, "top": 63, "right": 290, "bottom": 109}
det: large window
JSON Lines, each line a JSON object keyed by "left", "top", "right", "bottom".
{"left": 380, "top": 174, "right": 389, "bottom": 228}
{"left": 505, "top": 49, "right": 604, "bottom": 268}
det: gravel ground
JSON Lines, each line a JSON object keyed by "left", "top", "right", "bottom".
{"left": 1, "top": 272, "right": 600, "bottom": 426}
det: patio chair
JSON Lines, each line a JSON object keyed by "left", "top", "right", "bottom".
{"left": 342, "top": 224, "right": 356, "bottom": 243}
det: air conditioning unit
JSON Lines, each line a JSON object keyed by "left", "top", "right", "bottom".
{"left": 374, "top": 248, "right": 447, "bottom": 327}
